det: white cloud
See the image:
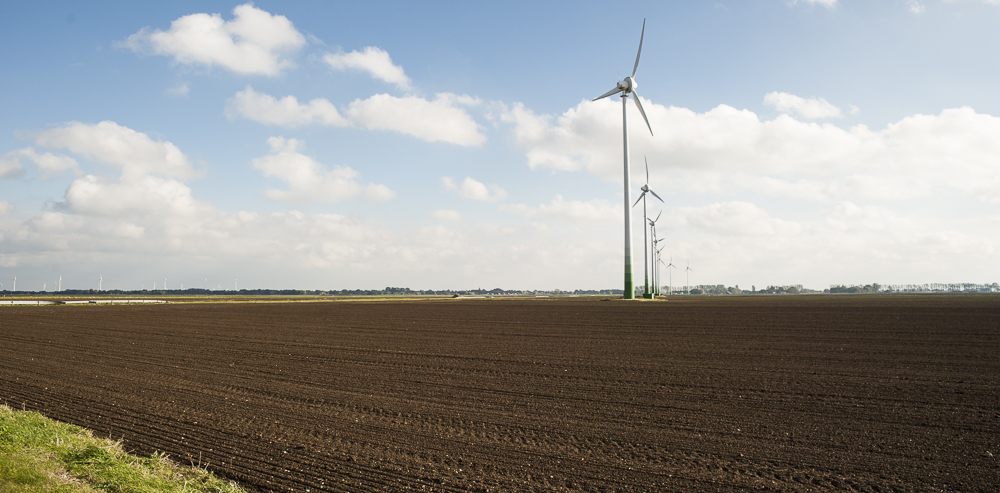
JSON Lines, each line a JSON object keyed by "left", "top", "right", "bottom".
{"left": 251, "top": 137, "right": 395, "bottom": 203}
{"left": 64, "top": 174, "right": 211, "bottom": 219}
{"left": 166, "top": 83, "right": 190, "bottom": 97}
{"left": 4, "top": 148, "right": 80, "bottom": 178}
{"left": 225, "top": 87, "right": 348, "bottom": 127}
{"left": 0, "top": 153, "right": 26, "bottom": 179}
{"left": 908, "top": 1, "right": 926, "bottom": 14}
{"left": 347, "top": 93, "right": 485, "bottom": 146}
{"left": 442, "top": 177, "right": 507, "bottom": 202}
{"left": 227, "top": 88, "right": 484, "bottom": 146}
{"left": 31, "top": 121, "right": 195, "bottom": 180}
{"left": 120, "top": 3, "right": 306, "bottom": 76}
{"left": 323, "top": 47, "right": 411, "bottom": 91}
{"left": 790, "top": 0, "right": 838, "bottom": 8}
{"left": 764, "top": 92, "right": 842, "bottom": 119}
{"left": 429, "top": 209, "right": 462, "bottom": 221}
{"left": 501, "top": 99, "right": 1000, "bottom": 205}
{"left": 501, "top": 195, "right": 619, "bottom": 223}
{"left": 943, "top": 0, "right": 1000, "bottom": 5}
{"left": 677, "top": 201, "right": 803, "bottom": 237}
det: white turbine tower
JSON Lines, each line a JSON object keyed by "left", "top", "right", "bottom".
{"left": 99, "top": 274, "right": 102, "bottom": 292}
{"left": 13, "top": 276, "right": 16, "bottom": 292}
{"left": 632, "top": 157, "right": 663, "bottom": 299}
{"left": 593, "top": 18, "right": 654, "bottom": 300}
{"left": 58, "top": 275, "right": 61, "bottom": 292}
{"left": 685, "top": 261, "right": 693, "bottom": 294}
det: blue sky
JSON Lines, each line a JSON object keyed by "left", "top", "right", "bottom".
{"left": 1, "top": 0, "right": 999, "bottom": 292}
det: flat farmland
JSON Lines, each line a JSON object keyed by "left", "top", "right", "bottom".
{"left": 1, "top": 295, "right": 997, "bottom": 492}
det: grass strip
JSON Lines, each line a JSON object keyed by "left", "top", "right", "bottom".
{"left": 0, "top": 404, "right": 244, "bottom": 493}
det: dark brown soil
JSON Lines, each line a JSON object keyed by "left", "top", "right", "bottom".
{"left": 1, "top": 295, "right": 997, "bottom": 492}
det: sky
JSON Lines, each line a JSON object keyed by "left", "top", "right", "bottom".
{"left": 1, "top": 0, "right": 999, "bottom": 292}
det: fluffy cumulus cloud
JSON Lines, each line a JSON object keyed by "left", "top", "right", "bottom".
{"left": 226, "top": 87, "right": 348, "bottom": 127}
{"left": 31, "top": 121, "right": 195, "bottom": 179}
{"left": 763, "top": 92, "right": 843, "bottom": 119}
{"left": 0, "top": 153, "right": 26, "bottom": 179}
{"left": 323, "top": 47, "right": 411, "bottom": 90}
{"left": 0, "top": 148, "right": 79, "bottom": 178}
{"left": 500, "top": 98, "right": 1000, "bottom": 205}
{"left": 442, "top": 176, "right": 507, "bottom": 202}
{"left": 228, "top": 88, "right": 485, "bottom": 146}
{"left": 120, "top": 3, "right": 306, "bottom": 76}
{"left": 251, "top": 137, "right": 395, "bottom": 203}
{"left": 346, "top": 93, "right": 485, "bottom": 146}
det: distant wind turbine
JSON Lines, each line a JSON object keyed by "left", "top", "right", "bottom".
{"left": 655, "top": 244, "right": 666, "bottom": 295}
{"left": 685, "top": 261, "right": 693, "bottom": 294}
{"left": 99, "top": 274, "right": 102, "bottom": 292}
{"left": 592, "top": 18, "right": 654, "bottom": 300}
{"left": 666, "top": 257, "right": 676, "bottom": 295}
{"left": 633, "top": 157, "right": 663, "bottom": 299}
{"left": 58, "top": 275, "right": 61, "bottom": 292}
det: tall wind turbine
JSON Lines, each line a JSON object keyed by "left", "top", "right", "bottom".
{"left": 593, "top": 18, "right": 654, "bottom": 300}
{"left": 633, "top": 157, "right": 663, "bottom": 299}
{"left": 685, "top": 261, "right": 692, "bottom": 294}
{"left": 99, "top": 274, "right": 102, "bottom": 292}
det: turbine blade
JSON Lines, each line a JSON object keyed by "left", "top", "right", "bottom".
{"left": 650, "top": 189, "right": 664, "bottom": 203}
{"left": 632, "top": 19, "right": 645, "bottom": 79}
{"left": 644, "top": 156, "right": 649, "bottom": 184}
{"left": 632, "top": 91, "right": 654, "bottom": 136}
{"left": 593, "top": 87, "right": 622, "bottom": 101}
{"left": 632, "top": 193, "right": 645, "bottom": 208}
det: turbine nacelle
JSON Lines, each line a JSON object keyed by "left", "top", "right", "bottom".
{"left": 618, "top": 77, "right": 636, "bottom": 94}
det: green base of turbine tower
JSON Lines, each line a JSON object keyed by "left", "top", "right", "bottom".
{"left": 624, "top": 275, "right": 634, "bottom": 299}
{"left": 643, "top": 293, "right": 654, "bottom": 299}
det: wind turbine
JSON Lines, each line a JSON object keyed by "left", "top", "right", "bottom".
{"left": 99, "top": 274, "right": 102, "bottom": 292}
{"left": 685, "top": 261, "right": 692, "bottom": 294}
{"left": 593, "top": 18, "right": 654, "bottom": 300}
{"left": 632, "top": 157, "right": 663, "bottom": 299}
{"left": 58, "top": 275, "right": 61, "bottom": 292}
{"left": 665, "top": 256, "right": 676, "bottom": 295}
{"left": 655, "top": 244, "right": 666, "bottom": 295}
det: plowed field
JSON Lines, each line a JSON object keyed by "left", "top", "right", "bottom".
{"left": 1, "top": 295, "right": 997, "bottom": 492}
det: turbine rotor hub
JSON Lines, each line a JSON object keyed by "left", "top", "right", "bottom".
{"left": 619, "top": 77, "right": 636, "bottom": 94}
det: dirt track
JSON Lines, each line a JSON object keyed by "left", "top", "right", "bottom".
{"left": 1, "top": 295, "right": 997, "bottom": 492}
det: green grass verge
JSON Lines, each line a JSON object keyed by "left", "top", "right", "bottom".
{"left": 0, "top": 404, "right": 244, "bottom": 493}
